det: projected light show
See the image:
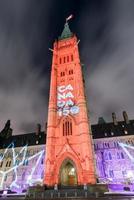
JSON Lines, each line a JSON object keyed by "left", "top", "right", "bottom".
{"left": 57, "top": 84, "right": 79, "bottom": 116}
{"left": 94, "top": 140, "right": 134, "bottom": 192}
{"left": 0, "top": 1, "right": 134, "bottom": 198}
{"left": 0, "top": 143, "right": 44, "bottom": 193}
{"left": 0, "top": 140, "right": 134, "bottom": 193}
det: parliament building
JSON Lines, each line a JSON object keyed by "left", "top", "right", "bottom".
{"left": 0, "top": 22, "right": 134, "bottom": 193}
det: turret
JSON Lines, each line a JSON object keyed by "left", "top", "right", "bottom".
{"left": 123, "top": 111, "right": 129, "bottom": 124}
{"left": 112, "top": 112, "right": 118, "bottom": 125}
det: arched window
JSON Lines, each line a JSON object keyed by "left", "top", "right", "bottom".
{"left": 15, "top": 160, "right": 20, "bottom": 166}
{"left": 121, "top": 152, "right": 124, "bottom": 159}
{"left": 71, "top": 54, "right": 74, "bottom": 61}
{"left": 104, "top": 152, "right": 108, "bottom": 160}
{"left": 8, "top": 160, "right": 11, "bottom": 167}
{"left": 63, "top": 118, "right": 72, "bottom": 136}
{"left": 61, "top": 72, "right": 65, "bottom": 77}
{"left": 67, "top": 56, "right": 69, "bottom": 62}
{"left": 64, "top": 57, "right": 66, "bottom": 63}
{"left": 5, "top": 160, "right": 11, "bottom": 167}
{"left": 108, "top": 152, "right": 112, "bottom": 160}
{"left": 6, "top": 161, "right": 9, "bottom": 167}
{"left": 69, "top": 70, "right": 73, "bottom": 75}
{"left": 109, "top": 170, "right": 114, "bottom": 178}
{"left": 59, "top": 58, "right": 62, "bottom": 64}
{"left": 23, "top": 159, "right": 28, "bottom": 166}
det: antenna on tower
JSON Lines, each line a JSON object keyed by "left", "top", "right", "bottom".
{"left": 66, "top": 14, "right": 74, "bottom": 23}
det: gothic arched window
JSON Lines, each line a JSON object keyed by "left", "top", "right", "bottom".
{"left": 61, "top": 72, "right": 65, "bottom": 77}
{"left": 63, "top": 118, "right": 72, "bottom": 136}
{"left": 67, "top": 56, "right": 69, "bottom": 62}
{"left": 71, "top": 54, "right": 74, "bottom": 61}
{"left": 109, "top": 152, "right": 112, "bottom": 160}
{"left": 121, "top": 152, "right": 125, "bottom": 159}
{"left": 69, "top": 70, "right": 73, "bottom": 75}
{"left": 64, "top": 57, "right": 66, "bottom": 63}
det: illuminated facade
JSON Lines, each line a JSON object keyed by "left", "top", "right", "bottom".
{"left": 0, "top": 21, "right": 134, "bottom": 193}
{"left": 0, "top": 126, "right": 45, "bottom": 193}
{"left": 92, "top": 112, "right": 134, "bottom": 191}
{"left": 44, "top": 22, "right": 96, "bottom": 186}
{"left": 0, "top": 113, "right": 134, "bottom": 192}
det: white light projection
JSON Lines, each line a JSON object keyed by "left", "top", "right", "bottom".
{"left": 119, "top": 142, "right": 134, "bottom": 162}
{"left": 57, "top": 84, "right": 79, "bottom": 116}
{"left": 0, "top": 143, "right": 44, "bottom": 190}
{"left": 119, "top": 142, "right": 134, "bottom": 179}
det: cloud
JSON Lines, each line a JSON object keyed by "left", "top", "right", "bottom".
{"left": 0, "top": 0, "right": 52, "bottom": 134}
{"left": 0, "top": 0, "right": 134, "bottom": 134}
{"left": 79, "top": 0, "right": 134, "bottom": 123}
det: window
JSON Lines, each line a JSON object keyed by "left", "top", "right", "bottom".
{"left": 61, "top": 72, "right": 65, "bottom": 77}
{"left": 64, "top": 57, "right": 66, "bottom": 63}
{"left": 6, "top": 160, "right": 11, "bottom": 167}
{"left": 6, "top": 161, "right": 9, "bottom": 167}
{"left": 104, "top": 153, "right": 108, "bottom": 160}
{"left": 69, "top": 70, "right": 73, "bottom": 75}
{"left": 71, "top": 54, "right": 74, "bottom": 61}
{"left": 121, "top": 152, "right": 125, "bottom": 159}
{"left": 23, "top": 159, "right": 28, "bottom": 166}
{"left": 15, "top": 160, "right": 20, "bottom": 166}
{"left": 108, "top": 152, "right": 112, "bottom": 160}
{"left": 8, "top": 160, "right": 11, "bottom": 167}
{"left": 59, "top": 58, "right": 62, "bottom": 64}
{"left": 63, "top": 118, "right": 72, "bottom": 136}
{"left": 67, "top": 56, "right": 69, "bottom": 62}
{"left": 41, "top": 158, "right": 44, "bottom": 165}
{"left": 109, "top": 170, "right": 114, "bottom": 178}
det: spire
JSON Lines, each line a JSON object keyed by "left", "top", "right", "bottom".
{"left": 98, "top": 117, "right": 106, "bottom": 124}
{"left": 59, "top": 22, "right": 73, "bottom": 40}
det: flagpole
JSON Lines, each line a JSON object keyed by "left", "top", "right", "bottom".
{"left": 66, "top": 14, "right": 73, "bottom": 23}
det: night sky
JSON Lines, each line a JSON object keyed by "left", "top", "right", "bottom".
{"left": 0, "top": 0, "right": 134, "bottom": 134}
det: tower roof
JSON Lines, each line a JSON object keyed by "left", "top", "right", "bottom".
{"left": 59, "top": 22, "right": 73, "bottom": 40}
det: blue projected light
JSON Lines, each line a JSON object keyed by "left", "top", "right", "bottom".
{"left": 0, "top": 143, "right": 44, "bottom": 190}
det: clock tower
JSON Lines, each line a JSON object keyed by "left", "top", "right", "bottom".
{"left": 44, "top": 22, "right": 96, "bottom": 186}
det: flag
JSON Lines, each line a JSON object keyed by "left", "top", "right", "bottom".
{"left": 66, "top": 14, "right": 73, "bottom": 22}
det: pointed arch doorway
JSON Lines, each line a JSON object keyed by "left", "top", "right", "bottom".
{"left": 59, "top": 159, "right": 77, "bottom": 186}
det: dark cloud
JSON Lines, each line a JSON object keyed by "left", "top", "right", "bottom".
{"left": 0, "top": 0, "right": 52, "bottom": 134}
{"left": 79, "top": 0, "right": 134, "bottom": 123}
{"left": 0, "top": 0, "right": 134, "bottom": 134}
